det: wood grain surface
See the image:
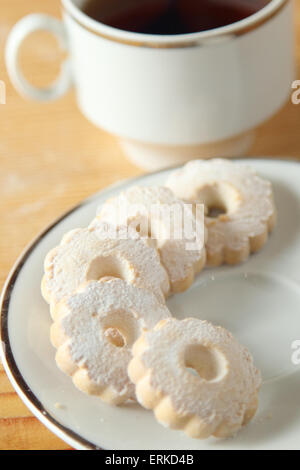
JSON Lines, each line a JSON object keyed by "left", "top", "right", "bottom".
{"left": 0, "top": 0, "right": 299, "bottom": 450}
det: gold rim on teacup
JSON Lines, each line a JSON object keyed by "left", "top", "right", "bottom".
{"left": 62, "top": 0, "right": 290, "bottom": 49}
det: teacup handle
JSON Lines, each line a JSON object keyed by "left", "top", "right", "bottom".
{"left": 5, "top": 14, "right": 72, "bottom": 101}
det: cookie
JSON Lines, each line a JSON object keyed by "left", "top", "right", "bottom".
{"left": 51, "top": 279, "right": 172, "bottom": 405}
{"left": 42, "top": 223, "right": 170, "bottom": 319}
{"left": 166, "top": 159, "right": 276, "bottom": 266}
{"left": 128, "top": 317, "right": 261, "bottom": 438}
{"left": 93, "top": 186, "right": 206, "bottom": 293}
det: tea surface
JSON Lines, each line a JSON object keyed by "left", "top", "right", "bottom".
{"left": 83, "top": 0, "right": 271, "bottom": 35}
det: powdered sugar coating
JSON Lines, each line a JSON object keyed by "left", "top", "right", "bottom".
{"left": 129, "top": 318, "right": 261, "bottom": 438}
{"left": 166, "top": 159, "right": 276, "bottom": 266}
{"left": 42, "top": 223, "right": 170, "bottom": 316}
{"left": 51, "top": 279, "right": 172, "bottom": 404}
{"left": 93, "top": 186, "right": 206, "bottom": 293}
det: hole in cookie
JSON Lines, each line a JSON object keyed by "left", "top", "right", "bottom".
{"left": 196, "top": 183, "right": 241, "bottom": 220}
{"left": 86, "top": 256, "right": 133, "bottom": 283}
{"left": 135, "top": 221, "right": 152, "bottom": 240}
{"left": 133, "top": 219, "right": 158, "bottom": 250}
{"left": 127, "top": 214, "right": 151, "bottom": 239}
{"left": 101, "top": 311, "right": 139, "bottom": 349}
{"left": 104, "top": 327, "right": 127, "bottom": 348}
{"left": 206, "top": 205, "right": 226, "bottom": 218}
{"left": 184, "top": 344, "right": 227, "bottom": 382}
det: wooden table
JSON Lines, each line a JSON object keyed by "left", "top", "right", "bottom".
{"left": 0, "top": 0, "right": 299, "bottom": 450}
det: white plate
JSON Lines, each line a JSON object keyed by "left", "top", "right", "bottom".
{"left": 1, "top": 158, "right": 300, "bottom": 450}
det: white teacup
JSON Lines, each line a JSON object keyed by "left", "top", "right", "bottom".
{"left": 6, "top": 0, "right": 295, "bottom": 170}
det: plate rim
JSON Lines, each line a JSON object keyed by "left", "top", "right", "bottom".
{"left": 1, "top": 157, "right": 299, "bottom": 450}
